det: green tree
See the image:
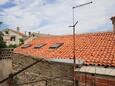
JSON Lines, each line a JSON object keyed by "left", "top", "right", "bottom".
{"left": 0, "top": 22, "right": 6, "bottom": 48}
{"left": 19, "top": 38, "right": 24, "bottom": 45}
{"left": 0, "top": 33, "right": 6, "bottom": 48}
{"left": 7, "top": 44, "right": 17, "bottom": 48}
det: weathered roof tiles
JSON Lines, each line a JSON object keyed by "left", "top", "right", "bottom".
{"left": 14, "top": 32, "right": 115, "bottom": 67}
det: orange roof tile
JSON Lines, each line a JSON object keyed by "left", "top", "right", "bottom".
{"left": 10, "top": 29, "right": 26, "bottom": 36}
{"left": 14, "top": 32, "right": 115, "bottom": 67}
{"left": 111, "top": 16, "right": 115, "bottom": 20}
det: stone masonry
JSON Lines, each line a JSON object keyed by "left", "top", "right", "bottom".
{"left": 12, "top": 53, "right": 73, "bottom": 86}
{"left": 12, "top": 53, "right": 115, "bottom": 86}
{"left": 0, "top": 48, "right": 13, "bottom": 86}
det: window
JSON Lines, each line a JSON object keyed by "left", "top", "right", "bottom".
{"left": 5, "top": 30, "right": 9, "bottom": 34}
{"left": 34, "top": 44, "right": 46, "bottom": 49}
{"left": 21, "top": 44, "right": 31, "bottom": 48}
{"left": 49, "top": 43, "right": 64, "bottom": 49}
{"left": 10, "top": 36, "right": 16, "bottom": 41}
{"left": 32, "top": 34, "right": 35, "bottom": 37}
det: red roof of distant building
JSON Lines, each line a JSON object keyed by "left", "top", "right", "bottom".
{"left": 14, "top": 32, "right": 115, "bottom": 67}
{"left": 111, "top": 16, "right": 115, "bottom": 20}
{"left": 10, "top": 29, "right": 26, "bottom": 36}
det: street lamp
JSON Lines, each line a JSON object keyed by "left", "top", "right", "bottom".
{"left": 69, "top": 1, "right": 93, "bottom": 86}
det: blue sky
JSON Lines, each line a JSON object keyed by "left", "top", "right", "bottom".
{"left": 0, "top": 0, "right": 115, "bottom": 35}
{"left": 0, "top": 1, "right": 16, "bottom": 9}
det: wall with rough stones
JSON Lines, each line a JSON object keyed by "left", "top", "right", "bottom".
{"left": 0, "top": 48, "right": 13, "bottom": 86}
{"left": 0, "top": 59, "right": 12, "bottom": 86}
{"left": 12, "top": 53, "right": 115, "bottom": 86}
{"left": 12, "top": 53, "right": 73, "bottom": 86}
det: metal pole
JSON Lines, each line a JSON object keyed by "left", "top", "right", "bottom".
{"left": 69, "top": 20, "right": 78, "bottom": 86}
{"left": 72, "top": 7, "right": 76, "bottom": 86}
{"left": 71, "top": 2, "right": 93, "bottom": 86}
{"left": 94, "top": 63, "right": 96, "bottom": 86}
{"left": 73, "top": 1, "right": 93, "bottom": 8}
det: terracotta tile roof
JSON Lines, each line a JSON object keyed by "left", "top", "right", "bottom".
{"left": 10, "top": 29, "right": 26, "bottom": 37}
{"left": 3, "top": 29, "right": 26, "bottom": 36}
{"left": 24, "top": 33, "right": 55, "bottom": 41}
{"left": 14, "top": 32, "right": 115, "bottom": 67}
{"left": 111, "top": 16, "right": 115, "bottom": 20}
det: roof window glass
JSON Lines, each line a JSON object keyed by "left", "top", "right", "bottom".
{"left": 49, "top": 43, "right": 64, "bottom": 49}
{"left": 21, "top": 44, "right": 31, "bottom": 48}
{"left": 34, "top": 44, "right": 46, "bottom": 49}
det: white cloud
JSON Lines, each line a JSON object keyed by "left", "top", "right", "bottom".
{"left": 0, "top": 0, "right": 9, "bottom": 5}
{"left": 1, "top": 0, "right": 115, "bottom": 35}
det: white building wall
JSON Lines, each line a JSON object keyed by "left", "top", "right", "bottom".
{"left": 2, "top": 30, "right": 24, "bottom": 45}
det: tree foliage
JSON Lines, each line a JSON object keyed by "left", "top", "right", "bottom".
{"left": 19, "top": 38, "right": 24, "bottom": 45}
{"left": 0, "top": 35, "right": 6, "bottom": 48}
{"left": 7, "top": 44, "right": 17, "bottom": 48}
{"left": 0, "top": 22, "right": 7, "bottom": 48}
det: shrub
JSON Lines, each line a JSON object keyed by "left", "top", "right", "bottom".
{"left": 7, "top": 44, "right": 17, "bottom": 48}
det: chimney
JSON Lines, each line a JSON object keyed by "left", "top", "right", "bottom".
{"left": 17, "top": 26, "right": 20, "bottom": 32}
{"left": 28, "top": 32, "right": 31, "bottom": 36}
{"left": 25, "top": 31, "right": 27, "bottom": 35}
{"left": 38, "top": 31, "right": 40, "bottom": 34}
{"left": 110, "top": 16, "right": 115, "bottom": 32}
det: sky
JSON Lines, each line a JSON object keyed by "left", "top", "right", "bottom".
{"left": 0, "top": 0, "right": 115, "bottom": 35}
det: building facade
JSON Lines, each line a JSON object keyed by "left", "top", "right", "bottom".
{"left": 14, "top": 31, "right": 115, "bottom": 86}
{"left": 12, "top": 17, "right": 115, "bottom": 86}
{"left": 2, "top": 27, "right": 26, "bottom": 46}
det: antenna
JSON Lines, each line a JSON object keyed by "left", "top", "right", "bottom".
{"left": 69, "top": 21, "right": 78, "bottom": 27}
{"left": 69, "top": 1, "right": 93, "bottom": 86}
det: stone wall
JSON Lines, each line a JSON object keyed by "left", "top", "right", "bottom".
{"left": 12, "top": 53, "right": 73, "bottom": 86}
{"left": 12, "top": 53, "right": 115, "bottom": 86}
{"left": 0, "top": 48, "right": 13, "bottom": 86}
{"left": 0, "top": 59, "right": 12, "bottom": 86}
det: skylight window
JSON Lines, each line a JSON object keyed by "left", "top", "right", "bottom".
{"left": 49, "top": 43, "right": 64, "bottom": 49}
{"left": 21, "top": 44, "right": 31, "bottom": 48}
{"left": 34, "top": 44, "right": 46, "bottom": 49}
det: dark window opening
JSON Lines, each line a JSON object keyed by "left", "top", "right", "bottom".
{"left": 32, "top": 34, "right": 35, "bottom": 37}
{"left": 34, "top": 44, "right": 46, "bottom": 49}
{"left": 49, "top": 43, "right": 64, "bottom": 49}
{"left": 21, "top": 44, "right": 31, "bottom": 48}
{"left": 5, "top": 30, "right": 9, "bottom": 34}
{"left": 10, "top": 36, "right": 16, "bottom": 41}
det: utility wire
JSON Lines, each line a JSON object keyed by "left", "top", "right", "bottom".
{"left": 0, "top": 58, "right": 48, "bottom": 84}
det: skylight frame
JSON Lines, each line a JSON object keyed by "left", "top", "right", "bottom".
{"left": 34, "top": 44, "right": 46, "bottom": 49}
{"left": 21, "top": 44, "right": 32, "bottom": 48}
{"left": 49, "top": 43, "right": 64, "bottom": 49}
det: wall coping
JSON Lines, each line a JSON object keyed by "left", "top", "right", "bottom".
{"left": 75, "top": 66, "right": 115, "bottom": 77}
